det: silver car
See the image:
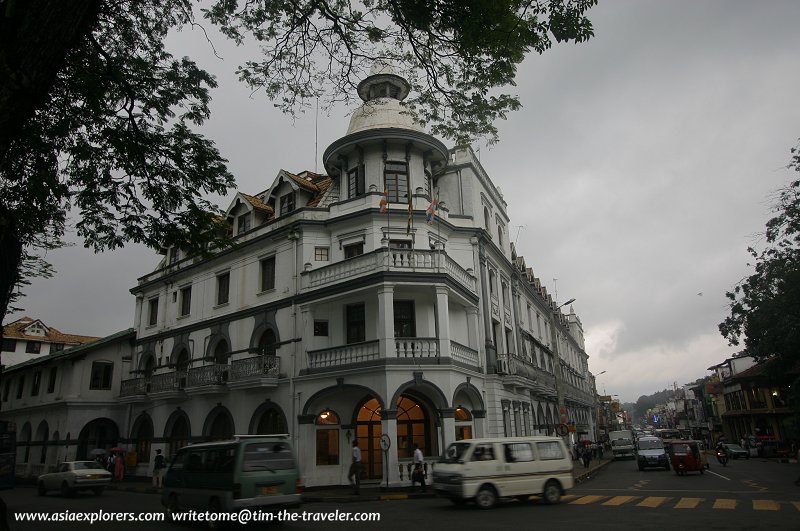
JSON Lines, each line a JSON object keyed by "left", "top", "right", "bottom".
{"left": 37, "top": 461, "right": 111, "bottom": 496}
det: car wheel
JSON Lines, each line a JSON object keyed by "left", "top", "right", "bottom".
{"left": 543, "top": 480, "right": 562, "bottom": 505}
{"left": 93, "top": 487, "right": 104, "bottom": 495}
{"left": 37, "top": 482, "right": 46, "bottom": 496}
{"left": 61, "top": 481, "right": 73, "bottom": 497}
{"left": 207, "top": 498, "right": 221, "bottom": 529}
{"left": 165, "top": 494, "right": 180, "bottom": 522}
{"left": 475, "top": 485, "right": 497, "bottom": 509}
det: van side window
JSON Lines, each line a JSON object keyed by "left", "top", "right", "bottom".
{"left": 470, "top": 444, "right": 496, "bottom": 462}
{"left": 536, "top": 441, "right": 565, "bottom": 460}
{"left": 185, "top": 451, "right": 204, "bottom": 472}
{"left": 205, "top": 448, "right": 236, "bottom": 473}
{"left": 243, "top": 441, "right": 295, "bottom": 471}
{"left": 503, "top": 443, "right": 535, "bottom": 463}
{"left": 170, "top": 450, "right": 188, "bottom": 471}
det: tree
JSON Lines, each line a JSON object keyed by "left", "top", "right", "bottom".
{"left": 719, "top": 141, "right": 800, "bottom": 378}
{"left": 0, "top": 0, "right": 597, "bottom": 323}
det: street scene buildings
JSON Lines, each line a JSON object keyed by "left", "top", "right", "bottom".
{"left": 1, "top": 67, "right": 596, "bottom": 486}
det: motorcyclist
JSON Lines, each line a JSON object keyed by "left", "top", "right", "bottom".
{"left": 716, "top": 442, "right": 729, "bottom": 465}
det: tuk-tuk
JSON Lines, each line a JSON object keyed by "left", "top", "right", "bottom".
{"left": 668, "top": 440, "right": 707, "bottom": 475}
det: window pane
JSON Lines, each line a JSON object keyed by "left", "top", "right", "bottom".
{"left": 346, "top": 304, "right": 366, "bottom": 344}
{"left": 537, "top": 441, "right": 565, "bottom": 460}
{"left": 316, "top": 429, "right": 340, "bottom": 465}
{"left": 217, "top": 273, "right": 230, "bottom": 305}
{"left": 148, "top": 298, "right": 158, "bottom": 326}
{"left": 344, "top": 243, "right": 364, "bottom": 259}
{"left": 180, "top": 287, "right": 192, "bottom": 316}
{"left": 261, "top": 257, "right": 276, "bottom": 291}
{"left": 314, "top": 247, "right": 329, "bottom": 261}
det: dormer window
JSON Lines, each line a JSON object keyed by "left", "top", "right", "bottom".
{"left": 168, "top": 247, "right": 179, "bottom": 264}
{"left": 237, "top": 213, "right": 251, "bottom": 235}
{"left": 280, "top": 193, "right": 296, "bottom": 215}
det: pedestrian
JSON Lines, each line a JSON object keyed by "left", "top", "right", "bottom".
{"left": 114, "top": 452, "right": 125, "bottom": 481}
{"left": 348, "top": 440, "right": 361, "bottom": 495}
{"left": 582, "top": 446, "right": 591, "bottom": 468}
{"left": 598, "top": 443, "right": 604, "bottom": 460}
{"left": 107, "top": 453, "right": 115, "bottom": 476}
{"left": 412, "top": 443, "right": 426, "bottom": 492}
{"left": 152, "top": 449, "right": 166, "bottom": 488}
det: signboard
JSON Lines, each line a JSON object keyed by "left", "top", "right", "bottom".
{"left": 555, "top": 424, "right": 569, "bottom": 437}
{"left": 598, "top": 395, "right": 613, "bottom": 402}
{"left": 611, "top": 402, "right": 620, "bottom": 413}
{"left": 567, "top": 423, "right": 576, "bottom": 433}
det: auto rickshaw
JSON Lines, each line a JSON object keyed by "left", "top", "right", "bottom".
{"left": 668, "top": 440, "right": 706, "bottom": 475}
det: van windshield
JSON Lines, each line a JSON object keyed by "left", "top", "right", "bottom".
{"left": 441, "top": 442, "right": 471, "bottom": 463}
{"left": 242, "top": 441, "right": 295, "bottom": 472}
{"left": 637, "top": 439, "right": 663, "bottom": 450}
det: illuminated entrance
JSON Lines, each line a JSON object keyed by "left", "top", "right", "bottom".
{"left": 356, "top": 395, "right": 430, "bottom": 479}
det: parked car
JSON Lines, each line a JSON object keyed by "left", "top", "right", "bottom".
{"left": 721, "top": 443, "right": 749, "bottom": 459}
{"left": 37, "top": 461, "right": 111, "bottom": 496}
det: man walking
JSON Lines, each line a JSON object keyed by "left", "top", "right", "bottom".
{"left": 348, "top": 440, "right": 361, "bottom": 494}
{"left": 412, "top": 443, "right": 426, "bottom": 492}
{"left": 152, "top": 449, "right": 166, "bottom": 488}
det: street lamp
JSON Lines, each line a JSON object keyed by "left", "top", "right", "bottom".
{"left": 557, "top": 298, "right": 576, "bottom": 309}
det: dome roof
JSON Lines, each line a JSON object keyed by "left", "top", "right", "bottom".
{"left": 346, "top": 98, "right": 424, "bottom": 135}
{"left": 346, "top": 63, "right": 423, "bottom": 135}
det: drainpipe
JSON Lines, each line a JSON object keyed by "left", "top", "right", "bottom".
{"left": 288, "top": 227, "right": 300, "bottom": 449}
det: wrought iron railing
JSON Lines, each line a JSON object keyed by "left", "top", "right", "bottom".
{"left": 187, "top": 364, "right": 229, "bottom": 386}
{"left": 120, "top": 378, "right": 147, "bottom": 397}
{"left": 230, "top": 355, "right": 280, "bottom": 379}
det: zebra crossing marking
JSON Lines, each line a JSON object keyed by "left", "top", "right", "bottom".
{"left": 674, "top": 497, "right": 704, "bottom": 509}
{"left": 602, "top": 496, "right": 638, "bottom": 506}
{"left": 753, "top": 500, "right": 780, "bottom": 511}
{"left": 712, "top": 499, "right": 737, "bottom": 510}
{"left": 637, "top": 496, "right": 669, "bottom": 508}
{"left": 570, "top": 495, "right": 605, "bottom": 505}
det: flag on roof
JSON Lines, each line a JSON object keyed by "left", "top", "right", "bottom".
{"left": 379, "top": 189, "right": 389, "bottom": 213}
{"left": 426, "top": 197, "right": 439, "bottom": 224}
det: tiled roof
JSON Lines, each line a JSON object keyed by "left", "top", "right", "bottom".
{"left": 3, "top": 328, "right": 135, "bottom": 374}
{"left": 241, "top": 193, "right": 274, "bottom": 215}
{"left": 2, "top": 317, "right": 100, "bottom": 346}
{"left": 730, "top": 358, "right": 800, "bottom": 381}
{"left": 307, "top": 176, "right": 333, "bottom": 207}
{"left": 285, "top": 171, "right": 323, "bottom": 194}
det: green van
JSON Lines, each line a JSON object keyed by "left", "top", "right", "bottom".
{"left": 161, "top": 435, "right": 302, "bottom": 521}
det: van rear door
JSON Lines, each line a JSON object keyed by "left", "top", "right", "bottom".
{"left": 239, "top": 440, "right": 298, "bottom": 501}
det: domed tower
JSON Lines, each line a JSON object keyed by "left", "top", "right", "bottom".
{"left": 323, "top": 64, "right": 449, "bottom": 210}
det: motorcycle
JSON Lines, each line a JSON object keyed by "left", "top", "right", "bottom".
{"left": 716, "top": 450, "right": 729, "bottom": 467}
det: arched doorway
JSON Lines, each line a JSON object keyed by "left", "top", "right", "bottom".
{"left": 76, "top": 418, "right": 119, "bottom": 460}
{"left": 175, "top": 349, "right": 190, "bottom": 388}
{"left": 165, "top": 413, "right": 190, "bottom": 458}
{"left": 454, "top": 407, "right": 473, "bottom": 440}
{"left": 204, "top": 407, "right": 234, "bottom": 441}
{"left": 250, "top": 405, "right": 287, "bottom": 434}
{"left": 130, "top": 414, "right": 154, "bottom": 464}
{"left": 355, "top": 395, "right": 432, "bottom": 479}
{"left": 213, "top": 340, "right": 228, "bottom": 365}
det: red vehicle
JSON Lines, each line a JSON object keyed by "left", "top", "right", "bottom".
{"left": 669, "top": 441, "right": 706, "bottom": 475}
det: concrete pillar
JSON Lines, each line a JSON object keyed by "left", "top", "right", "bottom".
{"left": 435, "top": 286, "right": 451, "bottom": 360}
{"left": 297, "top": 414, "right": 317, "bottom": 486}
{"left": 377, "top": 286, "right": 395, "bottom": 359}
{"left": 381, "top": 410, "right": 400, "bottom": 487}
{"left": 441, "top": 408, "right": 456, "bottom": 450}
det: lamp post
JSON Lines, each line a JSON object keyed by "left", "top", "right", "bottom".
{"left": 551, "top": 297, "right": 575, "bottom": 441}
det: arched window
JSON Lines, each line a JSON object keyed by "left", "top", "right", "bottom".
{"left": 131, "top": 415, "right": 153, "bottom": 463}
{"left": 258, "top": 329, "right": 277, "bottom": 356}
{"left": 315, "top": 410, "right": 340, "bottom": 466}
{"left": 256, "top": 409, "right": 287, "bottom": 434}
{"left": 396, "top": 396, "right": 427, "bottom": 458}
{"left": 213, "top": 340, "right": 228, "bottom": 365}
{"left": 454, "top": 407, "right": 473, "bottom": 441}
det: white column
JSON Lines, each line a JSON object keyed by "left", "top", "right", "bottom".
{"left": 435, "top": 286, "right": 450, "bottom": 360}
{"left": 441, "top": 408, "right": 456, "bottom": 450}
{"left": 377, "top": 286, "right": 395, "bottom": 358}
{"left": 381, "top": 411, "right": 401, "bottom": 487}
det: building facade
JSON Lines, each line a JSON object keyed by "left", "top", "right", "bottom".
{"left": 1, "top": 317, "right": 100, "bottom": 368}
{"left": 2, "top": 67, "right": 595, "bottom": 485}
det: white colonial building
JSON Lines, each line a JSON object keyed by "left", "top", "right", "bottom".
{"left": 1, "top": 66, "right": 595, "bottom": 485}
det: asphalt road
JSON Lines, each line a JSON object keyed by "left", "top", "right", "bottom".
{"left": 1, "top": 457, "right": 798, "bottom": 530}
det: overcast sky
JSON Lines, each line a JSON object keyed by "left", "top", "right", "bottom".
{"left": 10, "top": 0, "right": 800, "bottom": 403}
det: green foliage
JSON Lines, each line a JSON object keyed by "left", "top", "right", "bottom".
{"left": 719, "top": 141, "right": 800, "bottom": 376}
{"left": 1, "top": 0, "right": 596, "bottom": 319}
{"left": 205, "top": 0, "right": 597, "bottom": 146}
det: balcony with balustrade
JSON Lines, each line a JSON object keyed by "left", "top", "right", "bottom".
{"left": 228, "top": 355, "right": 281, "bottom": 390}
{"left": 496, "top": 353, "right": 558, "bottom": 399}
{"left": 301, "top": 248, "right": 476, "bottom": 295}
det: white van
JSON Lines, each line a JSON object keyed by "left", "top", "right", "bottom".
{"left": 432, "top": 436, "right": 574, "bottom": 509}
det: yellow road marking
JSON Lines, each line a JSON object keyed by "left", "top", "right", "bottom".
{"left": 753, "top": 500, "right": 779, "bottom": 511}
{"left": 713, "top": 499, "right": 737, "bottom": 510}
{"left": 560, "top": 495, "right": 578, "bottom": 502}
{"left": 637, "top": 497, "right": 668, "bottom": 508}
{"left": 570, "top": 495, "right": 605, "bottom": 505}
{"left": 602, "top": 496, "right": 638, "bottom": 506}
{"left": 674, "top": 497, "right": 704, "bottom": 509}
{"left": 791, "top": 501, "right": 800, "bottom": 512}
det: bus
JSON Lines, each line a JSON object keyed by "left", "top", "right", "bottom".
{"left": 0, "top": 421, "right": 16, "bottom": 489}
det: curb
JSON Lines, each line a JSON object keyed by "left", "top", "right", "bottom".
{"left": 574, "top": 459, "right": 613, "bottom": 484}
